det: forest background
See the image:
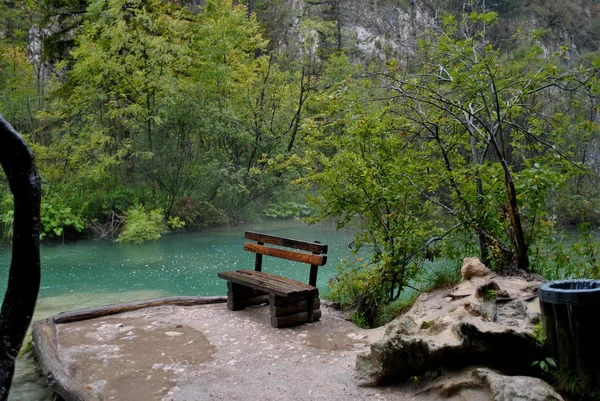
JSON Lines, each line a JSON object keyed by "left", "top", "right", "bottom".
{"left": 1, "top": 0, "right": 600, "bottom": 325}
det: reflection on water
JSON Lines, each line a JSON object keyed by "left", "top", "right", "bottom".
{"left": 0, "top": 220, "right": 356, "bottom": 400}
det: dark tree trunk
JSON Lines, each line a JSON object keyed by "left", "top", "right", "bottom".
{"left": 0, "top": 116, "right": 41, "bottom": 400}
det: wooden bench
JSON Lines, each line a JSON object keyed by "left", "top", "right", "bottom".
{"left": 218, "top": 231, "right": 328, "bottom": 328}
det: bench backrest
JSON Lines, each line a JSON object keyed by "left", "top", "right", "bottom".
{"left": 244, "top": 231, "right": 328, "bottom": 287}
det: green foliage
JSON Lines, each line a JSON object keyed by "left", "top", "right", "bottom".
{"left": 482, "top": 289, "right": 497, "bottom": 302}
{"left": 532, "top": 356, "right": 591, "bottom": 398}
{"left": 532, "top": 356, "right": 557, "bottom": 373}
{"left": 264, "top": 202, "right": 312, "bottom": 219}
{"left": 326, "top": 257, "right": 431, "bottom": 327}
{"left": 420, "top": 320, "right": 432, "bottom": 329}
{"left": 419, "top": 265, "right": 461, "bottom": 291}
{"left": 0, "top": 193, "right": 14, "bottom": 241}
{"left": 174, "top": 197, "right": 228, "bottom": 228}
{"left": 1, "top": 210, "right": 14, "bottom": 241}
{"left": 0, "top": 0, "right": 598, "bottom": 295}
{"left": 17, "top": 334, "right": 33, "bottom": 359}
{"left": 167, "top": 216, "right": 185, "bottom": 230}
{"left": 326, "top": 257, "right": 402, "bottom": 326}
{"left": 305, "top": 10, "right": 600, "bottom": 326}
{"left": 351, "top": 312, "right": 369, "bottom": 329}
{"left": 303, "top": 80, "right": 440, "bottom": 320}
{"left": 26, "top": 0, "right": 304, "bottom": 231}
{"left": 40, "top": 198, "right": 85, "bottom": 239}
{"left": 0, "top": 0, "right": 41, "bottom": 135}
{"left": 532, "top": 322, "right": 547, "bottom": 348}
{"left": 325, "top": 259, "right": 377, "bottom": 310}
{"left": 374, "top": 292, "right": 420, "bottom": 327}
{"left": 116, "top": 205, "right": 167, "bottom": 244}
{"left": 532, "top": 225, "right": 600, "bottom": 281}
{"left": 550, "top": 367, "right": 589, "bottom": 398}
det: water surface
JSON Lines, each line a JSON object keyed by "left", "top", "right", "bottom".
{"left": 0, "top": 220, "right": 356, "bottom": 318}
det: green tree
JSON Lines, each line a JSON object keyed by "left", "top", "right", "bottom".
{"left": 39, "top": 0, "right": 301, "bottom": 233}
{"left": 303, "top": 11, "right": 600, "bottom": 320}
{"left": 302, "top": 96, "right": 442, "bottom": 324}
{"left": 379, "top": 12, "right": 598, "bottom": 271}
{"left": 0, "top": 0, "right": 42, "bottom": 134}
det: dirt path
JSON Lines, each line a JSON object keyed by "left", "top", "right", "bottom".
{"left": 54, "top": 302, "right": 419, "bottom": 401}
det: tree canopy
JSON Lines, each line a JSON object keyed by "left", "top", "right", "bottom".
{"left": 0, "top": 0, "right": 599, "bottom": 326}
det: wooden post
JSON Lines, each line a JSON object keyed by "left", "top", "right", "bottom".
{"left": 309, "top": 241, "right": 320, "bottom": 286}
{"left": 254, "top": 241, "right": 263, "bottom": 271}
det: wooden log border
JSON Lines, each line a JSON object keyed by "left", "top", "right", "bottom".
{"left": 53, "top": 296, "right": 227, "bottom": 324}
{"left": 32, "top": 319, "right": 98, "bottom": 401}
{"left": 32, "top": 296, "right": 227, "bottom": 401}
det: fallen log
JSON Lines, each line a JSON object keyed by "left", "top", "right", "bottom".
{"left": 53, "top": 296, "right": 227, "bottom": 324}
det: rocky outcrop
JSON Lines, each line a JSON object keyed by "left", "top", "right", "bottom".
{"left": 414, "top": 367, "right": 563, "bottom": 401}
{"left": 356, "top": 258, "right": 545, "bottom": 386}
{"left": 461, "top": 257, "right": 492, "bottom": 280}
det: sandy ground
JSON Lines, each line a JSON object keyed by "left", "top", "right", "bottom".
{"left": 53, "top": 302, "right": 421, "bottom": 401}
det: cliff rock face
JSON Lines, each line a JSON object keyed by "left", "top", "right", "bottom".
{"left": 247, "top": 0, "right": 599, "bottom": 64}
{"left": 248, "top": 0, "right": 434, "bottom": 63}
{"left": 335, "top": 0, "right": 434, "bottom": 61}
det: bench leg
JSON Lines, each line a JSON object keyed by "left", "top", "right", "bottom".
{"left": 306, "top": 293, "right": 315, "bottom": 323}
{"left": 269, "top": 294, "right": 321, "bottom": 328}
{"left": 227, "top": 282, "right": 268, "bottom": 311}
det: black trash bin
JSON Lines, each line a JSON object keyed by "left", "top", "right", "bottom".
{"left": 539, "top": 279, "right": 600, "bottom": 389}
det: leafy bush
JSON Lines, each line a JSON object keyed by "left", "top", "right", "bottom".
{"left": 116, "top": 205, "right": 167, "bottom": 244}
{"left": 325, "top": 258, "right": 421, "bottom": 327}
{"left": 326, "top": 259, "right": 388, "bottom": 311}
{"left": 326, "top": 258, "right": 462, "bottom": 327}
{"left": 2, "top": 193, "right": 86, "bottom": 241}
{"left": 40, "top": 199, "right": 85, "bottom": 239}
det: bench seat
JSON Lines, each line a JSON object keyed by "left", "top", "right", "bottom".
{"left": 218, "top": 270, "right": 321, "bottom": 328}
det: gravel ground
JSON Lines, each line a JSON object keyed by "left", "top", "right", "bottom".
{"left": 55, "top": 302, "right": 421, "bottom": 401}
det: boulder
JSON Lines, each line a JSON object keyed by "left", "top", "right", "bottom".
{"left": 461, "top": 257, "right": 492, "bottom": 280}
{"left": 414, "top": 367, "right": 563, "bottom": 401}
{"left": 356, "top": 274, "right": 543, "bottom": 386}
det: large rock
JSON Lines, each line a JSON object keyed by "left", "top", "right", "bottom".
{"left": 461, "top": 257, "right": 492, "bottom": 280}
{"left": 356, "top": 274, "right": 544, "bottom": 386}
{"left": 414, "top": 367, "right": 563, "bottom": 401}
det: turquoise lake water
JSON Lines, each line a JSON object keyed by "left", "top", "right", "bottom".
{"left": 0, "top": 220, "right": 357, "bottom": 320}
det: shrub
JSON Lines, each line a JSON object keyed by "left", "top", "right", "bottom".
{"left": 40, "top": 199, "right": 85, "bottom": 239}
{"left": 116, "top": 205, "right": 167, "bottom": 244}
